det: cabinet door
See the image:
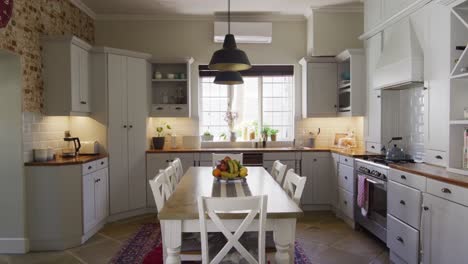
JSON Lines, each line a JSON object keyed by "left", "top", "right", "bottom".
{"left": 83, "top": 173, "right": 96, "bottom": 234}
{"left": 108, "top": 54, "right": 130, "bottom": 215}
{"left": 305, "top": 63, "right": 338, "bottom": 117}
{"left": 424, "top": 80, "right": 449, "bottom": 153}
{"left": 301, "top": 153, "right": 331, "bottom": 205}
{"left": 79, "top": 48, "right": 90, "bottom": 112}
{"left": 422, "top": 193, "right": 468, "bottom": 264}
{"left": 366, "top": 33, "right": 382, "bottom": 143}
{"left": 95, "top": 169, "right": 108, "bottom": 224}
{"left": 70, "top": 44, "right": 82, "bottom": 112}
{"left": 127, "top": 57, "right": 149, "bottom": 211}
{"left": 368, "top": 90, "right": 382, "bottom": 144}
{"left": 146, "top": 153, "right": 171, "bottom": 207}
{"left": 330, "top": 154, "right": 339, "bottom": 209}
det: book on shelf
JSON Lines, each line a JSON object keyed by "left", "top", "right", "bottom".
{"left": 464, "top": 128, "right": 468, "bottom": 169}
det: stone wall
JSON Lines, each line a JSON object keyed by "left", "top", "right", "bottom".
{"left": 0, "top": 0, "right": 94, "bottom": 113}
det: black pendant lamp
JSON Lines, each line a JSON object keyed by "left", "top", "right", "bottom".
{"left": 209, "top": 0, "right": 252, "bottom": 72}
{"left": 214, "top": 71, "right": 244, "bottom": 85}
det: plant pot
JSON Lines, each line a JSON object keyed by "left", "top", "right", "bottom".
{"left": 202, "top": 135, "right": 214, "bottom": 142}
{"left": 270, "top": 134, "right": 277, "bottom": 141}
{"left": 152, "top": 137, "right": 165, "bottom": 150}
{"left": 230, "top": 132, "right": 237, "bottom": 142}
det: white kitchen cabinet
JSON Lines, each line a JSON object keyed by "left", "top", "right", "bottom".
{"left": 42, "top": 36, "right": 92, "bottom": 115}
{"left": 91, "top": 48, "right": 152, "bottom": 217}
{"left": 382, "top": 0, "right": 419, "bottom": 21}
{"left": 364, "top": 0, "right": 383, "bottom": 32}
{"left": 300, "top": 57, "right": 338, "bottom": 118}
{"left": 330, "top": 153, "right": 339, "bottom": 210}
{"left": 83, "top": 168, "right": 109, "bottom": 234}
{"left": 422, "top": 193, "right": 468, "bottom": 264}
{"left": 301, "top": 152, "right": 332, "bottom": 207}
{"left": 366, "top": 33, "right": 383, "bottom": 145}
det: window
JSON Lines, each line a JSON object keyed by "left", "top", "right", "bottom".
{"left": 199, "top": 66, "right": 294, "bottom": 141}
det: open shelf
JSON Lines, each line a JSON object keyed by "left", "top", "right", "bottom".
{"left": 450, "top": 120, "right": 468, "bottom": 125}
{"left": 339, "top": 83, "right": 351, "bottom": 89}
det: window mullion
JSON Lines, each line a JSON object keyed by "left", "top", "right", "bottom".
{"left": 259, "top": 76, "right": 263, "bottom": 134}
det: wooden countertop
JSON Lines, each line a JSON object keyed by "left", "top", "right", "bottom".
{"left": 158, "top": 166, "right": 303, "bottom": 220}
{"left": 147, "top": 147, "right": 381, "bottom": 158}
{"left": 25, "top": 154, "right": 108, "bottom": 166}
{"left": 389, "top": 163, "right": 468, "bottom": 188}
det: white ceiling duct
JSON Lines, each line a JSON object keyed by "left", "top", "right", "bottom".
{"left": 214, "top": 21, "right": 272, "bottom": 44}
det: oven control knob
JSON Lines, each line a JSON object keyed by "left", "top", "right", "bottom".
{"left": 382, "top": 174, "right": 387, "bottom": 180}
{"left": 360, "top": 167, "right": 370, "bottom": 173}
{"left": 371, "top": 170, "right": 381, "bottom": 177}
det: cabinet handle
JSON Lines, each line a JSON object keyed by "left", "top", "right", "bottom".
{"left": 396, "top": 236, "right": 404, "bottom": 244}
{"left": 435, "top": 155, "right": 443, "bottom": 160}
{"left": 334, "top": 105, "right": 337, "bottom": 108}
{"left": 88, "top": 166, "right": 92, "bottom": 170}
{"left": 101, "top": 161, "right": 104, "bottom": 165}
{"left": 371, "top": 145, "right": 375, "bottom": 149}
{"left": 400, "top": 175, "right": 407, "bottom": 180}
{"left": 129, "top": 125, "right": 133, "bottom": 128}
{"left": 423, "top": 87, "right": 428, "bottom": 90}
{"left": 94, "top": 178, "right": 100, "bottom": 183}
{"left": 344, "top": 176, "right": 348, "bottom": 180}
{"left": 175, "top": 107, "right": 182, "bottom": 110}
{"left": 441, "top": 188, "right": 452, "bottom": 194}
{"left": 423, "top": 206, "right": 429, "bottom": 211}
{"left": 343, "top": 200, "right": 347, "bottom": 205}
{"left": 377, "top": 95, "right": 381, "bottom": 98}
{"left": 80, "top": 101, "right": 87, "bottom": 105}
{"left": 345, "top": 158, "right": 348, "bottom": 162}
{"left": 400, "top": 200, "right": 406, "bottom": 205}
{"left": 313, "top": 158, "right": 317, "bottom": 162}
{"left": 123, "top": 125, "right": 127, "bottom": 128}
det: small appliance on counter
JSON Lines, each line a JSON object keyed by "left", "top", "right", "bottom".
{"left": 80, "top": 141, "right": 100, "bottom": 155}
{"left": 334, "top": 130, "right": 356, "bottom": 149}
{"left": 304, "top": 128, "right": 320, "bottom": 148}
{"left": 62, "top": 131, "right": 81, "bottom": 157}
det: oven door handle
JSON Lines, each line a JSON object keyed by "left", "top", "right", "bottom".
{"left": 362, "top": 176, "right": 387, "bottom": 190}
{"left": 366, "top": 178, "right": 379, "bottom": 184}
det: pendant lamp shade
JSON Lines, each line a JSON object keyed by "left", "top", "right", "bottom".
{"left": 209, "top": 34, "right": 252, "bottom": 71}
{"left": 214, "top": 71, "right": 244, "bottom": 85}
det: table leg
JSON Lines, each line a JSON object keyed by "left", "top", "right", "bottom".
{"left": 162, "top": 220, "right": 182, "bottom": 264}
{"left": 273, "top": 219, "right": 296, "bottom": 264}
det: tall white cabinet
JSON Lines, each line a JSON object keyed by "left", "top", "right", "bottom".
{"left": 91, "top": 48, "right": 151, "bottom": 217}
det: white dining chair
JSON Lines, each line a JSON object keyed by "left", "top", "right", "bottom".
{"left": 149, "top": 171, "right": 202, "bottom": 261}
{"left": 198, "top": 195, "right": 268, "bottom": 264}
{"left": 171, "top": 158, "right": 184, "bottom": 183}
{"left": 270, "top": 160, "right": 288, "bottom": 185}
{"left": 163, "top": 165, "right": 178, "bottom": 193}
{"left": 212, "top": 153, "right": 243, "bottom": 168}
{"left": 282, "top": 169, "right": 307, "bottom": 205}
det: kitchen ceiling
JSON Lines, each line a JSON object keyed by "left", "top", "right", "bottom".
{"left": 81, "top": 0, "right": 361, "bottom": 17}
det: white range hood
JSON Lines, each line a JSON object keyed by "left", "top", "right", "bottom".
{"left": 374, "top": 18, "right": 424, "bottom": 90}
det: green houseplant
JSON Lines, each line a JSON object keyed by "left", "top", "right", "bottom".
{"left": 152, "top": 123, "right": 171, "bottom": 150}
{"left": 269, "top": 129, "right": 279, "bottom": 141}
{"left": 202, "top": 131, "right": 214, "bottom": 142}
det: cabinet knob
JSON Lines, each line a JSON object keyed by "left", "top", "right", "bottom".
{"left": 88, "top": 166, "right": 92, "bottom": 170}
{"left": 423, "top": 206, "right": 429, "bottom": 211}
{"left": 396, "top": 236, "right": 404, "bottom": 244}
{"left": 123, "top": 125, "right": 127, "bottom": 128}
{"left": 175, "top": 107, "right": 182, "bottom": 110}
{"left": 334, "top": 105, "right": 337, "bottom": 108}
{"left": 441, "top": 188, "right": 451, "bottom": 194}
{"left": 313, "top": 158, "right": 317, "bottom": 162}
{"left": 344, "top": 176, "right": 348, "bottom": 180}
{"left": 156, "top": 107, "right": 164, "bottom": 110}
{"left": 371, "top": 145, "right": 375, "bottom": 149}
{"left": 423, "top": 87, "right": 428, "bottom": 90}
{"left": 435, "top": 155, "right": 443, "bottom": 160}
{"left": 400, "top": 175, "right": 407, "bottom": 180}
{"left": 343, "top": 200, "right": 347, "bottom": 205}
{"left": 129, "top": 125, "right": 133, "bottom": 128}
{"left": 80, "top": 101, "right": 87, "bottom": 105}
{"left": 377, "top": 95, "right": 381, "bottom": 98}
{"left": 345, "top": 158, "right": 348, "bottom": 162}
{"left": 101, "top": 161, "right": 104, "bottom": 165}
{"left": 400, "top": 200, "right": 406, "bottom": 205}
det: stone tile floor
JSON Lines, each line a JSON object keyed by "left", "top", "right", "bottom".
{"left": 0, "top": 211, "right": 390, "bottom": 264}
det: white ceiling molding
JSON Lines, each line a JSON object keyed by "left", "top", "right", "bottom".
{"left": 96, "top": 13, "right": 305, "bottom": 22}
{"left": 69, "top": 0, "right": 96, "bottom": 19}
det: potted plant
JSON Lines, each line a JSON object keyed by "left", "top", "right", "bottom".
{"left": 152, "top": 123, "right": 171, "bottom": 150}
{"left": 261, "top": 126, "right": 270, "bottom": 141}
{"left": 219, "top": 132, "right": 228, "bottom": 141}
{"left": 269, "top": 129, "right": 279, "bottom": 141}
{"left": 202, "top": 131, "right": 214, "bottom": 142}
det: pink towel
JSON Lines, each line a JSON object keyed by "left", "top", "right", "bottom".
{"left": 357, "top": 174, "right": 369, "bottom": 216}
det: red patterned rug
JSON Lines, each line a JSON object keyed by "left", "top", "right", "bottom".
{"left": 110, "top": 223, "right": 312, "bottom": 264}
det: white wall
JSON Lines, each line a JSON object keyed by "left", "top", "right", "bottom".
{"left": 0, "top": 51, "right": 27, "bottom": 253}
{"left": 95, "top": 19, "right": 307, "bottom": 136}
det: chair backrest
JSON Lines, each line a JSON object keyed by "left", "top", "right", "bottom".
{"left": 164, "top": 165, "right": 178, "bottom": 193}
{"left": 282, "top": 169, "right": 307, "bottom": 205}
{"left": 270, "top": 160, "right": 287, "bottom": 185}
{"left": 149, "top": 171, "right": 172, "bottom": 213}
{"left": 212, "top": 153, "right": 243, "bottom": 168}
{"left": 171, "top": 158, "right": 184, "bottom": 182}
{"left": 198, "top": 195, "right": 267, "bottom": 264}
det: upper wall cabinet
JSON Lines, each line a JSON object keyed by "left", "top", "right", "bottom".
{"left": 383, "top": 0, "right": 419, "bottom": 20}
{"left": 364, "top": 0, "right": 383, "bottom": 32}
{"left": 42, "top": 36, "right": 92, "bottom": 116}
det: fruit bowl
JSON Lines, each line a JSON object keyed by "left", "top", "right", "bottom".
{"left": 212, "top": 157, "right": 248, "bottom": 181}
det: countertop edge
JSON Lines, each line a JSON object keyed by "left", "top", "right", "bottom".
{"left": 25, "top": 154, "right": 108, "bottom": 167}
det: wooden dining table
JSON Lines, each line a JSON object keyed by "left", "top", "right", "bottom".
{"left": 158, "top": 166, "right": 304, "bottom": 264}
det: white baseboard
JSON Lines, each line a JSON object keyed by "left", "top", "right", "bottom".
{"left": 302, "top": 204, "right": 332, "bottom": 211}
{"left": 0, "top": 238, "right": 29, "bottom": 254}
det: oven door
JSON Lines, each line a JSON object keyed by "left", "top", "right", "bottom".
{"left": 364, "top": 175, "right": 387, "bottom": 228}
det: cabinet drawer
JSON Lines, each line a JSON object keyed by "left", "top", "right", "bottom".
{"left": 170, "top": 105, "right": 189, "bottom": 117}
{"left": 366, "top": 142, "right": 382, "bottom": 154}
{"left": 427, "top": 178, "right": 468, "bottom": 207}
{"left": 339, "top": 155, "right": 354, "bottom": 167}
{"left": 387, "top": 214, "right": 419, "bottom": 264}
{"left": 389, "top": 169, "right": 426, "bottom": 191}
{"left": 264, "top": 152, "right": 298, "bottom": 161}
{"left": 95, "top": 158, "right": 108, "bottom": 171}
{"left": 82, "top": 161, "right": 97, "bottom": 175}
{"left": 338, "top": 163, "right": 354, "bottom": 193}
{"left": 151, "top": 104, "right": 170, "bottom": 116}
{"left": 339, "top": 187, "right": 354, "bottom": 219}
{"left": 425, "top": 150, "right": 447, "bottom": 167}
{"left": 388, "top": 181, "right": 422, "bottom": 229}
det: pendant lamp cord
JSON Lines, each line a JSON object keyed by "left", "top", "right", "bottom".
{"left": 228, "top": 0, "right": 231, "bottom": 34}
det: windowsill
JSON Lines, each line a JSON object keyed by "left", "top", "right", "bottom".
{"left": 201, "top": 141, "right": 294, "bottom": 149}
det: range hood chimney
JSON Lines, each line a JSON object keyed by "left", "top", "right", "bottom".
{"left": 374, "top": 18, "right": 424, "bottom": 90}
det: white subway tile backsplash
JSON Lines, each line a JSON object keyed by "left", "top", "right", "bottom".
{"left": 22, "top": 112, "right": 70, "bottom": 162}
